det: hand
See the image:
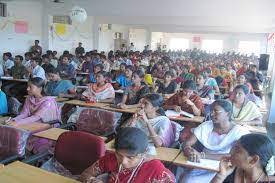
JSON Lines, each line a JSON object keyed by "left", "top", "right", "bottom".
{"left": 137, "top": 109, "right": 149, "bottom": 123}
{"left": 26, "top": 67, "right": 32, "bottom": 73}
{"left": 117, "top": 103, "right": 127, "bottom": 109}
{"left": 184, "top": 146, "right": 201, "bottom": 162}
{"left": 183, "top": 98, "right": 194, "bottom": 106}
{"left": 218, "top": 156, "right": 235, "bottom": 178}
{"left": 6, "top": 120, "right": 18, "bottom": 127}
{"left": 173, "top": 105, "right": 181, "bottom": 112}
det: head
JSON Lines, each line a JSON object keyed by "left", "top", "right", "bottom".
{"left": 46, "top": 68, "right": 60, "bottom": 82}
{"left": 180, "top": 80, "right": 196, "bottom": 98}
{"left": 94, "top": 64, "right": 104, "bottom": 74}
{"left": 95, "top": 71, "right": 108, "bottom": 84}
{"left": 211, "top": 100, "right": 232, "bottom": 125}
{"left": 237, "top": 75, "right": 247, "bottom": 85}
{"left": 27, "top": 77, "right": 45, "bottom": 96}
{"left": 230, "top": 134, "right": 274, "bottom": 175}
{"left": 3, "top": 52, "right": 12, "bottom": 61}
{"left": 203, "top": 67, "right": 212, "bottom": 77}
{"left": 125, "top": 65, "right": 133, "bottom": 78}
{"left": 85, "top": 54, "right": 92, "bottom": 62}
{"left": 120, "top": 63, "right": 126, "bottom": 72}
{"left": 196, "top": 73, "right": 207, "bottom": 86}
{"left": 78, "top": 42, "right": 82, "bottom": 47}
{"left": 42, "top": 54, "right": 50, "bottom": 65}
{"left": 140, "top": 94, "right": 164, "bottom": 115}
{"left": 132, "top": 69, "right": 145, "bottom": 85}
{"left": 233, "top": 85, "right": 249, "bottom": 104}
{"left": 14, "top": 55, "right": 23, "bottom": 65}
{"left": 61, "top": 55, "right": 70, "bottom": 64}
{"left": 34, "top": 40, "right": 39, "bottom": 46}
{"left": 24, "top": 52, "right": 31, "bottom": 61}
{"left": 250, "top": 64, "right": 257, "bottom": 72}
{"left": 114, "top": 127, "right": 148, "bottom": 169}
{"left": 30, "top": 58, "right": 38, "bottom": 68}
{"left": 164, "top": 71, "right": 174, "bottom": 83}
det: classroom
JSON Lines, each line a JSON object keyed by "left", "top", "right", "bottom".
{"left": 0, "top": 0, "right": 275, "bottom": 182}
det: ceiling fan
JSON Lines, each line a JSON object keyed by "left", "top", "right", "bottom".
{"left": 52, "top": 0, "right": 65, "bottom": 3}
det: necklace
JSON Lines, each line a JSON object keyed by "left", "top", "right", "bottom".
{"left": 243, "top": 171, "right": 264, "bottom": 183}
{"left": 232, "top": 100, "right": 245, "bottom": 119}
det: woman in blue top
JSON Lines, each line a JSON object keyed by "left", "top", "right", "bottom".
{"left": 0, "top": 80, "right": 8, "bottom": 115}
{"left": 116, "top": 65, "right": 133, "bottom": 88}
{"left": 45, "top": 68, "right": 76, "bottom": 97}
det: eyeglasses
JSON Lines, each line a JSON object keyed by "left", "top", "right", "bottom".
{"left": 211, "top": 110, "right": 224, "bottom": 114}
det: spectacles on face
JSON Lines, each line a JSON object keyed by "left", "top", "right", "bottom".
{"left": 211, "top": 110, "right": 224, "bottom": 114}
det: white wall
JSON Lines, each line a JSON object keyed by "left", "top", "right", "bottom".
{"left": 129, "top": 28, "right": 147, "bottom": 51}
{"left": 98, "top": 24, "right": 129, "bottom": 52}
{"left": 151, "top": 32, "right": 267, "bottom": 54}
{"left": 0, "top": 1, "right": 43, "bottom": 56}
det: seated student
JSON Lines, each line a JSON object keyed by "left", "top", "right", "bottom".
{"left": 117, "top": 69, "right": 150, "bottom": 109}
{"left": 89, "top": 63, "right": 104, "bottom": 83}
{"left": 2, "top": 52, "right": 14, "bottom": 75}
{"left": 7, "top": 77, "right": 60, "bottom": 126}
{"left": 0, "top": 80, "right": 8, "bottom": 115}
{"left": 48, "top": 52, "right": 58, "bottom": 68}
{"left": 164, "top": 80, "right": 204, "bottom": 116}
{"left": 203, "top": 68, "right": 220, "bottom": 94}
{"left": 152, "top": 62, "right": 165, "bottom": 79}
{"left": 56, "top": 55, "right": 76, "bottom": 80}
{"left": 211, "top": 134, "right": 275, "bottom": 183}
{"left": 180, "top": 65, "right": 195, "bottom": 81}
{"left": 9, "top": 55, "right": 27, "bottom": 78}
{"left": 123, "top": 94, "right": 182, "bottom": 154}
{"left": 115, "top": 65, "right": 133, "bottom": 88}
{"left": 196, "top": 73, "right": 214, "bottom": 99}
{"left": 26, "top": 58, "right": 46, "bottom": 80}
{"left": 82, "top": 71, "right": 115, "bottom": 103}
{"left": 45, "top": 68, "right": 76, "bottom": 97}
{"left": 154, "top": 71, "right": 177, "bottom": 95}
{"left": 230, "top": 84, "right": 262, "bottom": 125}
{"left": 41, "top": 54, "right": 55, "bottom": 73}
{"left": 176, "top": 100, "right": 250, "bottom": 183}
{"left": 22, "top": 52, "right": 32, "bottom": 68}
{"left": 80, "top": 127, "right": 175, "bottom": 183}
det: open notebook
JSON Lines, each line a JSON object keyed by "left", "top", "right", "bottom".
{"left": 186, "top": 159, "right": 220, "bottom": 172}
{"left": 165, "top": 110, "right": 194, "bottom": 118}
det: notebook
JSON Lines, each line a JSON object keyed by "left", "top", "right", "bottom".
{"left": 165, "top": 110, "right": 194, "bottom": 118}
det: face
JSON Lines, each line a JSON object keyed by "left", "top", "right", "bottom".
{"left": 164, "top": 74, "right": 172, "bottom": 83}
{"left": 62, "top": 57, "right": 69, "bottom": 64}
{"left": 115, "top": 149, "right": 143, "bottom": 169}
{"left": 27, "top": 82, "right": 42, "bottom": 96}
{"left": 31, "top": 60, "right": 37, "bottom": 68}
{"left": 141, "top": 99, "right": 156, "bottom": 115}
{"left": 96, "top": 73, "right": 105, "bottom": 84}
{"left": 233, "top": 88, "right": 246, "bottom": 103}
{"left": 14, "top": 57, "right": 22, "bottom": 65}
{"left": 211, "top": 104, "right": 229, "bottom": 124}
{"left": 47, "top": 73, "right": 59, "bottom": 81}
{"left": 196, "top": 75, "right": 205, "bottom": 85}
{"left": 25, "top": 55, "right": 31, "bottom": 61}
{"left": 94, "top": 66, "right": 101, "bottom": 74}
{"left": 237, "top": 75, "right": 246, "bottom": 84}
{"left": 132, "top": 73, "right": 142, "bottom": 84}
{"left": 86, "top": 56, "right": 92, "bottom": 62}
{"left": 230, "top": 141, "right": 257, "bottom": 169}
{"left": 181, "top": 88, "right": 193, "bottom": 99}
{"left": 35, "top": 40, "right": 39, "bottom": 45}
{"left": 125, "top": 69, "right": 133, "bottom": 78}
{"left": 43, "top": 58, "right": 50, "bottom": 65}
{"left": 3, "top": 55, "right": 8, "bottom": 61}
{"left": 120, "top": 65, "right": 126, "bottom": 71}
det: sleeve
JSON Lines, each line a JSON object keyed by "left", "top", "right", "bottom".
{"left": 164, "top": 94, "right": 179, "bottom": 107}
{"left": 13, "top": 98, "right": 31, "bottom": 122}
{"left": 63, "top": 80, "right": 75, "bottom": 93}
{"left": 155, "top": 118, "right": 174, "bottom": 147}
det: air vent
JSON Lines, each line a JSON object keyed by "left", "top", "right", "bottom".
{"left": 53, "top": 15, "right": 72, "bottom": 25}
{"left": 0, "top": 3, "right": 7, "bottom": 17}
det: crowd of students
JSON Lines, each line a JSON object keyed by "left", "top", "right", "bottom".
{"left": 0, "top": 40, "right": 274, "bottom": 183}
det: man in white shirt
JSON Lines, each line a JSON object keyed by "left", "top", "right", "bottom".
{"left": 27, "top": 59, "right": 46, "bottom": 80}
{"left": 129, "top": 43, "right": 135, "bottom": 51}
{"left": 23, "top": 52, "right": 32, "bottom": 68}
{"left": 2, "top": 52, "right": 14, "bottom": 74}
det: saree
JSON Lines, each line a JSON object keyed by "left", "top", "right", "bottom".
{"left": 82, "top": 83, "right": 115, "bottom": 101}
{"left": 231, "top": 101, "right": 262, "bottom": 123}
{"left": 88, "top": 153, "right": 175, "bottom": 183}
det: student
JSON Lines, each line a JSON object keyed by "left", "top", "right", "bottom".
{"left": 10, "top": 55, "right": 27, "bottom": 79}
{"left": 123, "top": 94, "right": 182, "bottom": 155}
{"left": 48, "top": 52, "right": 58, "bottom": 68}
{"left": 80, "top": 127, "right": 175, "bottom": 183}
{"left": 56, "top": 55, "right": 76, "bottom": 80}
{"left": 7, "top": 77, "right": 60, "bottom": 126}
{"left": 2, "top": 52, "right": 14, "bottom": 75}
{"left": 30, "top": 40, "right": 42, "bottom": 56}
{"left": 117, "top": 69, "right": 150, "bottom": 109}
{"left": 115, "top": 65, "right": 133, "bottom": 88}
{"left": 176, "top": 100, "right": 250, "bottom": 183}
{"left": 45, "top": 68, "right": 76, "bottom": 97}
{"left": 0, "top": 80, "right": 8, "bottom": 115}
{"left": 211, "top": 134, "right": 275, "bottom": 183}
{"left": 154, "top": 71, "right": 177, "bottom": 95}
{"left": 196, "top": 73, "right": 214, "bottom": 99}
{"left": 23, "top": 52, "right": 32, "bottom": 68}
{"left": 180, "top": 65, "right": 195, "bottom": 81}
{"left": 230, "top": 84, "right": 262, "bottom": 125}
{"left": 82, "top": 71, "right": 115, "bottom": 103}
{"left": 164, "top": 80, "right": 204, "bottom": 116}
{"left": 26, "top": 58, "right": 46, "bottom": 80}
{"left": 100, "top": 54, "right": 110, "bottom": 72}
{"left": 75, "top": 42, "right": 85, "bottom": 56}
{"left": 203, "top": 68, "right": 220, "bottom": 94}
{"left": 41, "top": 54, "right": 55, "bottom": 74}
{"left": 88, "top": 63, "right": 104, "bottom": 83}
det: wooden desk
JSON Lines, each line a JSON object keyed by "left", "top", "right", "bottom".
{"left": 168, "top": 116, "right": 205, "bottom": 123}
{"left": 64, "top": 100, "right": 109, "bottom": 108}
{"left": 33, "top": 128, "right": 69, "bottom": 141}
{"left": 34, "top": 128, "right": 107, "bottom": 141}
{"left": 173, "top": 153, "right": 220, "bottom": 172}
{"left": 0, "top": 161, "right": 79, "bottom": 183}
{"left": 0, "top": 116, "right": 10, "bottom": 124}
{"left": 101, "top": 105, "right": 139, "bottom": 114}
{"left": 16, "top": 122, "right": 51, "bottom": 133}
{"left": 1, "top": 77, "right": 28, "bottom": 83}
{"left": 244, "top": 125, "right": 267, "bottom": 134}
{"left": 56, "top": 97, "right": 70, "bottom": 102}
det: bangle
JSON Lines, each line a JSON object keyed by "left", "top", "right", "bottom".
{"left": 150, "top": 135, "right": 158, "bottom": 138}
{"left": 200, "top": 152, "right": 206, "bottom": 159}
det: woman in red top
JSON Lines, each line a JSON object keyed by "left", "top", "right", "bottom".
{"left": 80, "top": 127, "right": 175, "bottom": 183}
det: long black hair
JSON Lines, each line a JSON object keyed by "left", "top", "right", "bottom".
{"left": 239, "top": 133, "right": 274, "bottom": 175}
{"left": 143, "top": 93, "right": 166, "bottom": 116}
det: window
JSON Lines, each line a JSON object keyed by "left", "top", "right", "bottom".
{"left": 0, "top": 3, "right": 7, "bottom": 17}
{"left": 238, "top": 41, "right": 261, "bottom": 56}
{"left": 201, "top": 39, "right": 223, "bottom": 53}
{"left": 53, "top": 15, "right": 72, "bottom": 25}
{"left": 169, "top": 38, "right": 190, "bottom": 51}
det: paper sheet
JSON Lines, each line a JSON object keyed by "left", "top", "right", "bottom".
{"left": 187, "top": 159, "right": 220, "bottom": 171}
{"left": 165, "top": 110, "right": 194, "bottom": 118}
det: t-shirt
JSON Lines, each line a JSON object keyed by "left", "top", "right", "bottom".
{"left": 0, "top": 90, "right": 8, "bottom": 115}
{"left": 45, "top": 80, "right": 75, "bottom": 96}
{"left": 32, "top": 65, "right": 46, "bottom": 80}
{"left": 3, "top": 59, "right": 14, "bottom": 70}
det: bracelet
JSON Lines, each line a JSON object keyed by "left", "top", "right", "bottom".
{"left": 150, "top": 135, "right": 158, "bottom": 138}
{"left": 200, "top": 152, "right": 206, "bottom": 159}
